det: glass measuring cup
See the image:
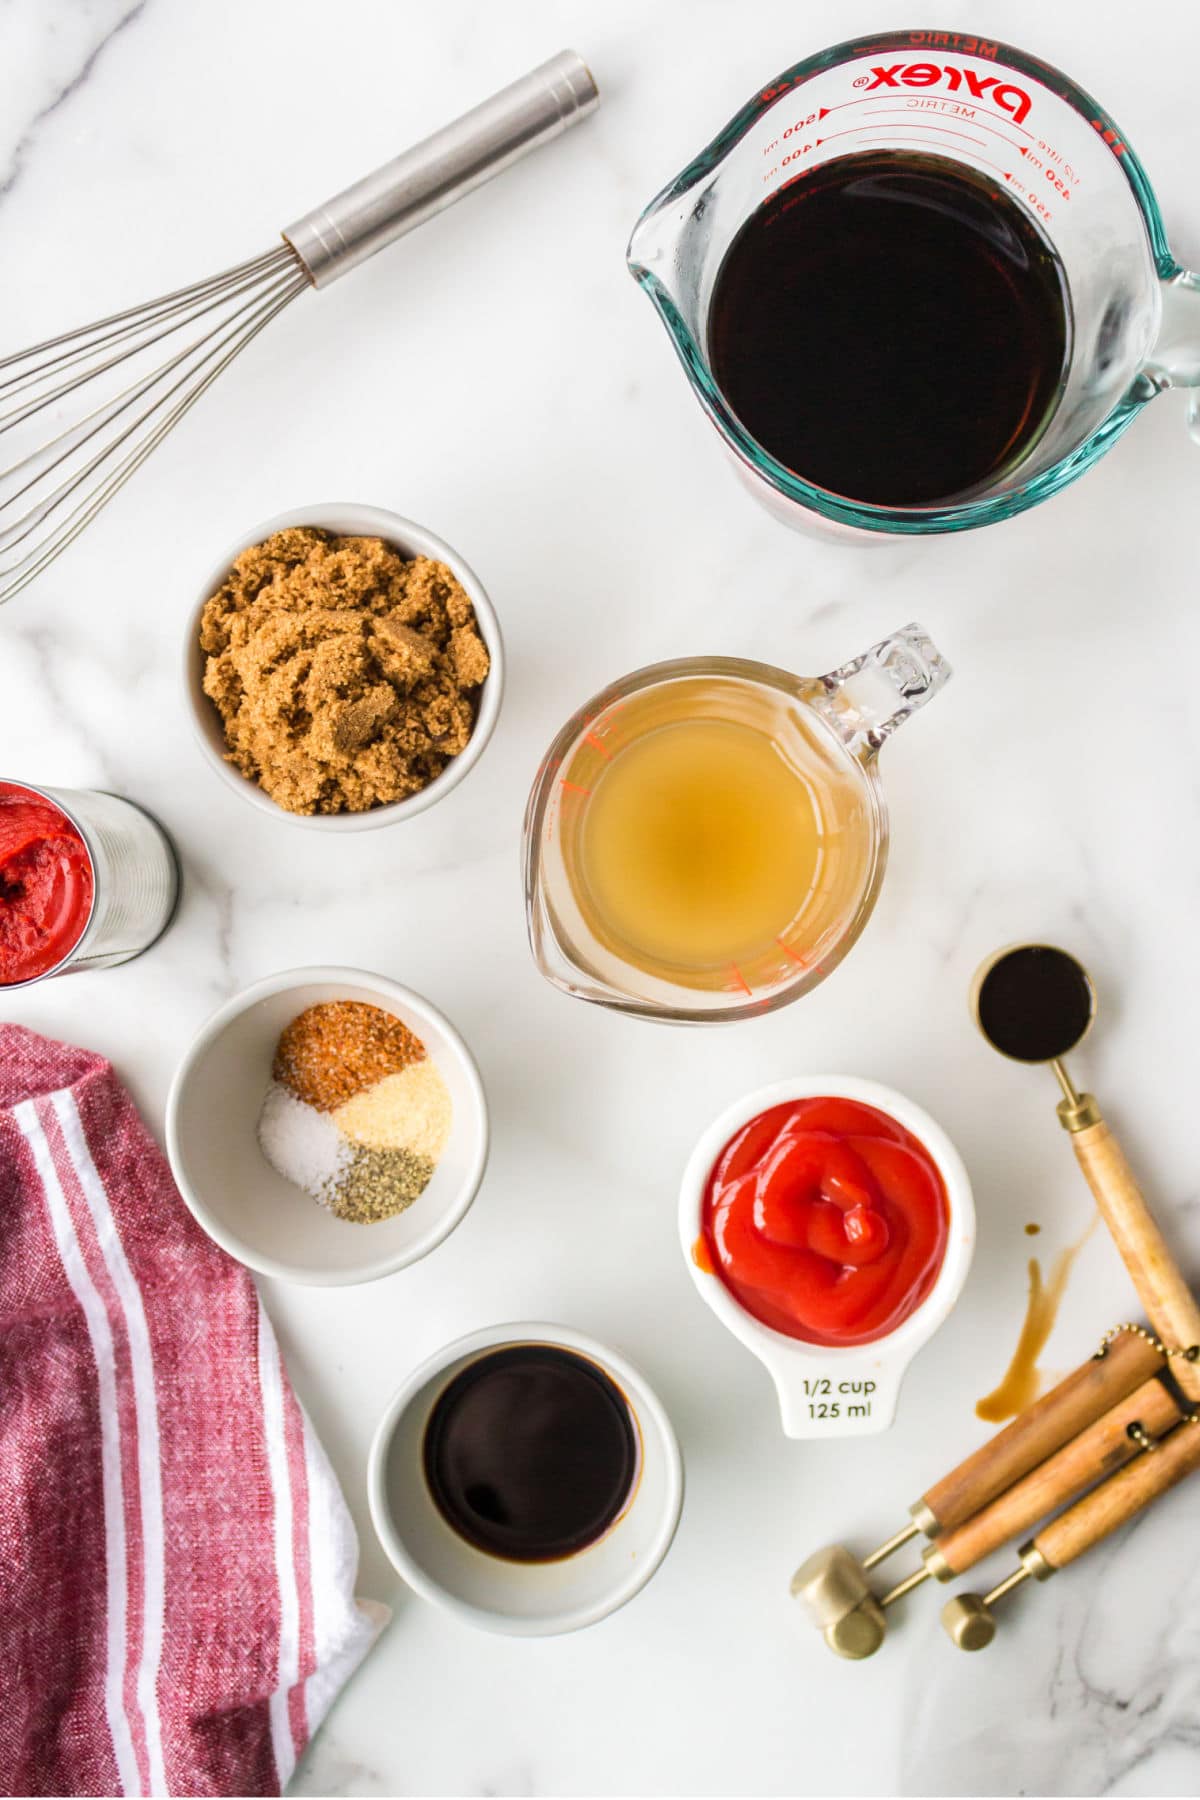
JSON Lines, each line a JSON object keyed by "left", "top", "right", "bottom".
{"left": 524, "top": 624, "right": 949, "bottom": 1021}
{"left": 627, "top": 28, "right": 1200, "bottom": 539}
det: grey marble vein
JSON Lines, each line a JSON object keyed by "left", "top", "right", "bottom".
{"left": 0, "top": 0, "right": 147, "bottom": 202}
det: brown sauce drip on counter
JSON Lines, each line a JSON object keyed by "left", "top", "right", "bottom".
{"left": 975, "top": 1218, "right": 1098, "bottom": 1422}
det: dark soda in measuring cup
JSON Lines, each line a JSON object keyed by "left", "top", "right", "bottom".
{"left": 708, "top": 151, "right": 1070, "bottom": 507}
{"left": 628, "top": 33, "right": 1193, "bottom": 539}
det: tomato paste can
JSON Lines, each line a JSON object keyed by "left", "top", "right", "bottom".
{"left": 0, "top": 779, "right": 179, "bottom": 988}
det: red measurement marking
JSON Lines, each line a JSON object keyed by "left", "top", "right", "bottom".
{"left": 775, "top": 938, "right": 808, "bottom": 969}
{"left": 727, "top": 964, "right": 754, "bottom": 998}
{"left": 813, "top": 119, "right": 987, "bottom": 150}
{"left": 583, "top": 731, "right": 612, "bottom": 758}
{"left": 559, "top": 779, "right": 592, "bottom": 797}
{"left": 849, "top": 33, "right": 1001, "bottom": 57}
{"left": 1090, "top": 119, "right": 1127, "bottom": 155}
{"left": 816, "top": 124, "right": 1013, "bottom": 186}
{"left": 903, "top": 34, "right": 999, "bottom": 56}
{"left": 773, "top": 106, "right": 831, "bottom": 143}
{"left": 769, "top": 108, "right": 1012, "bottom": 178}
{"left": 851, "top": 59, "right": 1028, "bottom": 121}
{"left": 799, "top": 91, "right": 1033, "bottom": 137}
{"left": 1017, "top": 144, "right": 1077, "bottom": 195}
{"left": 867, "top": 101, "right": 1034, "bottom": 154}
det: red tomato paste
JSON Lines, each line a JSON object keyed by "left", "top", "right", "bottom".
{"left": 699, "top": 1097, "right": 949, "bottom": 1346}
{"left": 0, "top": 783, "right": 94, "bottom": 984}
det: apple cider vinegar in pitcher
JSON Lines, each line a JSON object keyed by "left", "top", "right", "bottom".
{"left": 576, "top": 708, "right": 829, "bottom": 973}
{"left": 525, "top": 628, "right": 950, "bottom": 1021}
{"left": 557, "top": 675, "right": 873, "bottom": 994}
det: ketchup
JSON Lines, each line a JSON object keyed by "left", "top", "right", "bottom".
{"left": 700, "top": 1098, "right": 949, "bottom": 1347}
{"left": 0, "top": 784, "right": 94, "bottom": 985}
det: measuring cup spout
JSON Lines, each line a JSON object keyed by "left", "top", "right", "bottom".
{"left": 626, "top": 201, "right": 677, "bottom": 290}
{"left": 1144, "top": 270, "right": 1200, "bottom": 441}
{"left": 807, "top": 624, "right": 952, "bottom": 762}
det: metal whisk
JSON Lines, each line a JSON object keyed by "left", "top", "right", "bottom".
{"left": 0, "top": 50, "right": 597, "bottom": 606}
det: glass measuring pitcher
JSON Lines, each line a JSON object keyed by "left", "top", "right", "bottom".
{"left": 627, "top": 28, "right": 1200, "bottom": 539}
{"left": 524, "top": 624, "right": 950, "bottom": 1021}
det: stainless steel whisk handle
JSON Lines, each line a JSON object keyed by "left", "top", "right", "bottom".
{"left": 283, "top": 49, "right": 598, "bottom": 287}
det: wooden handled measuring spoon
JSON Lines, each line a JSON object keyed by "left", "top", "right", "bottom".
{"left": 972, "top": 943, "right": 1200, "bottom": 1405}
{"left": 942, "top": 1409, "right": 1200, "bottom": 1649}
{"left": 922, "top": 1370, "right": 1180, "bottom": 1582}
{"left": 791, "top": 1330, "right": 1162, "bottom": 1657}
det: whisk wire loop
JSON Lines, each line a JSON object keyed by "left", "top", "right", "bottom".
{"left": 0, "top": 244, "right": 309, "bottom": 604}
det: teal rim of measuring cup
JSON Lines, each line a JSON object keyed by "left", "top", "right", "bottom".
{"left": 626, "top": 29, "right": 1178, "bottom": 537}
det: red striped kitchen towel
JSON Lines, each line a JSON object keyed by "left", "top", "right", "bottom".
{"left": 0, "top": 1025, "right": 383, "bottom": 1798}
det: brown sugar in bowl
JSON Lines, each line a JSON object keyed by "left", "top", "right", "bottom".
{"left": 184, "top": 504, "right": 504, "bottom": 831}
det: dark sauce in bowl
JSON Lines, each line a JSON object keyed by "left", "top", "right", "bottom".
{"left": 423, "top": 1344, "right": 639, "bottom": 1563}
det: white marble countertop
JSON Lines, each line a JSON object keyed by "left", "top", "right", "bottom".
{"left": 5, "top": 1, "right": 1200, "bottom": 1793}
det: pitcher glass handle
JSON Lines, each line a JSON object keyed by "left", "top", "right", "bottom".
{"left": 1145, "top": 270, "right": 1200, "bottom": 443}
{"left": 808, "top": 623, "right": 952, "bottom": 760}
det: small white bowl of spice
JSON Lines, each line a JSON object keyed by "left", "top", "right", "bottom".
{"left": 184, "top": 503, "right": 503, "bottom": 830}
{"left": 166, "top": 967, "right": 488, "bottom": 1285}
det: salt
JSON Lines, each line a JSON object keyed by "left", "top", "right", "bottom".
{"left": 257, "top": 1081, "right": 351, "bottom": 1205}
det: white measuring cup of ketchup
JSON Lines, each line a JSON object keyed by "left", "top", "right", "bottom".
{"left": 628, "top": 28, "right": 1200, "bottom": 539}
{"left": 679, "top": 1078, "right": 975, "bottom": 1438}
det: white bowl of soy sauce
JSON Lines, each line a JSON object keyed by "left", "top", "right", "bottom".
{"left": 368, "top": 1323, "right": 684, "bottom": 1636}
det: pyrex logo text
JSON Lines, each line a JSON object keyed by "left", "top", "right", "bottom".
{"left": 860, "top": 63, "right": 1032, "bottom": 124}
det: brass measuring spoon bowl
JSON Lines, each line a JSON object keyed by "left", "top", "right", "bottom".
{"left": 970, "top": 941, "right": 1200, "bottom": 1404}
{"left": 970, "top": 943, "right": 1099, "bottom": 1129}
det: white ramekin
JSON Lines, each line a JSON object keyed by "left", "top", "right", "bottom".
{"left": 184, "top": 503, "right": 503, "bottom": 831}
{"left": 679, "top": 1076, "right": 975, "bottom": 1438}
{"left": 165, "top": 966, "right": 488, "bottom": 1286}
{"left": 368, "top": 1321, "right": 684, "bottom": 1636}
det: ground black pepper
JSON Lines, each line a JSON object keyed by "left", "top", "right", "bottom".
{"left": 328, "top": 1145, "right": 434, "bottom": 1223}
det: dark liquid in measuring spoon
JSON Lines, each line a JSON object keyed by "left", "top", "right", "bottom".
{"left": 977, "top": 945, "right": 1094, "bottom": 1063}
{"left": 423, "top": 1344, "right": 639, "bottom": 1562}
{"left": 708, "top": 151, "right": 1069, "bottom": 507}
